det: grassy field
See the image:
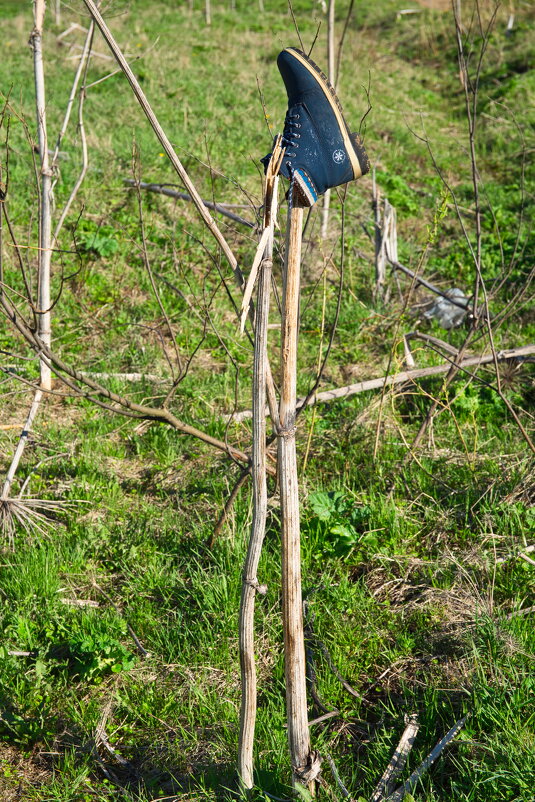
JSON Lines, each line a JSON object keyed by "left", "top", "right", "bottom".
{"left": 0, "top": 0, "right": 534, "bottom": 800}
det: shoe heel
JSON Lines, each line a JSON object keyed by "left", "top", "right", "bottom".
{"left": 350, "top": 132, "right": 370, "bottom": 178}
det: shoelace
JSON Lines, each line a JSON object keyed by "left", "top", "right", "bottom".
{"left": 281, "top": 109, "right": 301, "bottom": 160}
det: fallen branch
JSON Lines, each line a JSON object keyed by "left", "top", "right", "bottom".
{"left": 504, "top": 605, "right": 535, "bottom": 620}
{"left": 79, "top": 371, "right": 168, "bottom": 383}
{"left": 124, "top": 179, "right": 255, "bottom": 229}
{"left": 387, "top": 715, "right": 468, "bottom": 802}
{"left": 325, "top": 753, "right": 350, "bottom": 798}
{"left": 372, "top": 714, "right": 419, "bottom": 802}
{"left": 226, "top": 345, "right": 535, "bottom": 423}
{"left": 496, "top": 545, "right": 535, "bottom": 566}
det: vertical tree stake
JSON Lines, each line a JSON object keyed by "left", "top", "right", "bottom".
{"left": 238, "top": 140, "right": 283, "bottom": 791}
{"left": 279, "top": 186, "right": 318, "bottom": 793}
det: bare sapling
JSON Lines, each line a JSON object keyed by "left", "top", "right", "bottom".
{"left": 32, "top": 0, "right": 52, "bottom": 393}
{"left": 279, "top": 184, "right": 319, "bottom": 793}
{"left": 238, "top": 138, "right": 284, "bottom": 791}
{"left": 1, "top": 2, "right": 52, "bottom": 513}
{"left": 1, "top": 4, "right": 96, "bottom": 529}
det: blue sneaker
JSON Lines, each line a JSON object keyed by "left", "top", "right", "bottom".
{"left": 262, "top": 47, "right": 369, "bottom": 206}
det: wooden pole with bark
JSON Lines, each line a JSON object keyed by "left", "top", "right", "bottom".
{"left": 279, "top": 186, "right": 319, "bottom": 793}
{"left": 238, "top": 140, "right": 283, "bottom": 791}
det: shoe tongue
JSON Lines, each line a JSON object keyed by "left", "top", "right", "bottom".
{"left": 261, "top": 151, "right": 292, "bottom": 180}
{"left": 278, "top": 160, "right": 292, "bottom": 180}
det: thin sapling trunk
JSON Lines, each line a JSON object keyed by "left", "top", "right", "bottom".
{"left": 1, "top": 1, "right": 52, "bottom": 511}
{"left": 320, "top": 0, "right": 335, "bottom": 239}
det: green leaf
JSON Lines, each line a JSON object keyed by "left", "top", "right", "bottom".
{"left": 309, "top": 490, "right": 344, "bottom": 521}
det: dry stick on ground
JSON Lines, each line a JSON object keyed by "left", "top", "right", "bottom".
{"left": 81, "top": 0, "right": 280, "bottom": 424}
{"left": 387, "top": 715, "right": 468, "bottom": 802}
{"left": 279, "top": 184, "right": 319, "bottom": 793}
{"left": 372, "top": 714, "right": 419, "bottom": 802}
{"left": 496, "top": 544, "right": 535, "bottom": 566}
{"left": 225, "top": 344, "right": 535, "bottom": 423}
{"left": 238, "top": 140, "right": 283, "bottom": 792}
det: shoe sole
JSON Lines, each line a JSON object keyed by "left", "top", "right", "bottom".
{"left": 285, "top": 47, "right": 369, "bottom": 181}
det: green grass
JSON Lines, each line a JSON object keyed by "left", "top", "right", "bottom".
{"left": 0, "top": 0, "right": 534, "bottom": 800}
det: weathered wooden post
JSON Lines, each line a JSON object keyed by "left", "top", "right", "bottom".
{"left": 279, "top": 183, "right": 320, "bottom": 794}
{"left": 238, "top": 140, "right": 283, "bottom": 791}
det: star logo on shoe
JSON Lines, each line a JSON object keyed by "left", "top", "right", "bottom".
{"left": 332, "top": 149, "right": 346, "bottom": 164}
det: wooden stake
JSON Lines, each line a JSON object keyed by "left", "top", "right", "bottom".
{"left": 373, "top": 167, "right": 385, "bottom": 302}
{"left": 238, "top": 141, "right": 283, "bottom": 791}
{"left": 279, "top": 188, "right": 317, "bottom": 792}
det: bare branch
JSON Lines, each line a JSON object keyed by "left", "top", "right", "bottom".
{"left": 226, "top": 345, "right": 535, "bottom": 423}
